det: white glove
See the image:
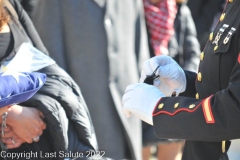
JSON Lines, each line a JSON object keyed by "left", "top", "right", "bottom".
{"left": 122, "top": 83, "right": 165, "bottom": 125}
{"left": 140, "top": 55, "right": 186, "bottom": 96}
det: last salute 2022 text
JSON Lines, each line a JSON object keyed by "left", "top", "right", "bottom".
{"left": 0, "top": 151, "right": 105, "bottom": 159}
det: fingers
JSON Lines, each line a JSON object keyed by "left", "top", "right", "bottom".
{"left": 153, "top": 55, "right": 173, "bottom": 66}
{"left": 158, "top": 62, "right": 179, "bottom": 78}
{"left": 142, "top": 56, "right": 170, "bottom": 82}
{"left": 4, "top": 106, "right": 46, "bottom": 145}
{"left": 32, "top": 128, "right": 43, "bottom": 140}
{"left": 123, "top": 109, "right": 132, "bottom": 118}
{"left": 1, "top": 128, "right": 26, "bottom": 148}
{"left": 0, "top": 125, "right": 11, "bottom": 133}
{"left": 39, "top": 119, "right": 46, "bottom": 130}
{"left": 32, "top": 135, "right": 40, "bottom": 143}
{"left": 140, "top": 71, "right": 147, "bottom": 83}
{"left": 153, "top": 79, "right": 161, "bottom": 86}
{"left": 122, "top": 85, "right": 134, "bottom": 104}
{"left": 146, "top": 55, "right": 178, "bottom": 78}
{"left": 122, "top": 83, "right": 148, "bottom": 106}
{"left": 38, "top": 110, "right": 45, "bottom": 119}
{"left": 2, "top": 137, "right": 25, "bottom": 149}
{"left": 142, "top": 60, "right": 154, "bottom": 75}
{"left": 1, "top": 128, "right": 15, "bottom": 139}
{"left": 22, "top": 135, "right": 33, "bottom": 144}
{"left": 123, "top": 83, "right": 143, "bottom": 99}
{"left": 149, "top": 58, "right": 161, "bottom": 74}
{"left": 122, "top": 91, "right": 133, "bottom": 118}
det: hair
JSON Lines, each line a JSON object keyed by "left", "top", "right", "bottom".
{"left": 176, "top": 0, "right": 187, "bottom": 4}
{"left": 0, "top": 0, "right": 10, "bottom": 31}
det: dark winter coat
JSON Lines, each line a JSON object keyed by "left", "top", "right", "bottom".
{"left": 168, "top": 2, "right": 200, "bottom": 72}
{"left": 1, "top": 1, "right": 97, "bottom": 159}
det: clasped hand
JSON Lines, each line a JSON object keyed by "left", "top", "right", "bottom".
{"left": 122, "top": 56, "right": 187, "bottom": 125}
{"left": 140, "top": 55, "right": 186, "bottom": 96}
{"left": 0, "top": 105, "right": 46, "bottom": 149}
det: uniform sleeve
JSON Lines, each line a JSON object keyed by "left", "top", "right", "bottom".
{"left": 152, "top": 58, "right": 240, "bottom": 141}
{"left": 9, "top": 0, "right": 49, "bottom": 55}
{"left": 179, "top": 70, "right": 197, "bottom": 98}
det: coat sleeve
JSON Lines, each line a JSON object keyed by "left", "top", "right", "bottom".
{"left": 179, "top": 70, "right": 197, "bottom": 98}
{"left": 152, "top": 59, "right": 240, "bottom": 141}
{"left": 9, "top": 0, "right": 49, "bottom": 55}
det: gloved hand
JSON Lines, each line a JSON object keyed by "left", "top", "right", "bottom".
{"left": 140, "top": 55, "right": 186, "bottom": 96}
{"left": 122, "top": 83, "right": 165, "bottom": 125}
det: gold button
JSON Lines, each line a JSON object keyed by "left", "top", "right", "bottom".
{"left": 229, "top": 0, "right": 233, "bottom": 2}
{"left": 158, "top": 103, "right": 164, "bottom": 109}
{"left": 214, "top": 46, "right": 218, "bottom": 51}
{"left": 200, "top": 52, "right": 204, "bottom": 60}
{"left": 196, "top": 93, "right": 199, "bottom": 99}
{"left": 197, "top": 72, "right": 202, "bottom": 81}
{"left": 209, "top": 32, "right": 213, "bottom": 41}
{"left": 174, "top": 103, "right": 179, "bottom": 109}
{"left": 189, "top": 104, "right": 196, "bottom": 109}
{"left": 220, "top": 13, "right": 225, "bottom": 22}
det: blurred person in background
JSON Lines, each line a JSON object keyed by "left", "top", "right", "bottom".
{"left": 142, "top": 0, "right": 200, "bottom": 159}
{"left": 21, "top": 0, "right": 150, "bottom": 159}
{"left": 18, "top": 0, "right": 36, "bottom": 18}
{"left": 0, "top": 0, "right": 98, "bottom": 159}
{"left": 187, "top": 0, "right": 226, "bottom": 50}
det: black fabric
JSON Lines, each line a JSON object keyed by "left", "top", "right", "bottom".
{"left": 187, "top": 0, "right": 225, "bottom": 50}
{"left": 0, "top": 132, "right": 54, "bottom": 160}
{"left": 179, "top": 70, "right": 197, "bottom": 98}
{"left": 8, "top": 0, "right": 48, "bottom": 55}
{"left": 0, "top": 32, "right": 13, "bottom": 60}
{"left": 18, "top": 64, "right": 97, "bottom": 160}
{"left": 182, "top": 141, "right": 231, "bottom": 160}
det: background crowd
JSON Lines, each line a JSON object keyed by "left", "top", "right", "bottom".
{"left": 0, "top": 0, "right": 238, "bottom": 160}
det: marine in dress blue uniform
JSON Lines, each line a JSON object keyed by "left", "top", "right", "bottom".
{"left": 123, "top": 0, "right": 240, "bottom": 160}
{"left": 152, "top": 0, "right": 240, "bottom": 159}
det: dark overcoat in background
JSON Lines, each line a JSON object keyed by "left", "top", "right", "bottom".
{"left": 187, "top": 0, "right": 226, "bottom": 50}
{"left": 28, "top": 0, "right": 150, "bottom": 159}
{"left": 168, "top": 2, "right": 200, "bottom": 72}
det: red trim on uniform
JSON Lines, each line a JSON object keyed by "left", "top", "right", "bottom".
{"left": 202, "top": 95, "right": 215, "bottom": 123}
{"left": 238, "top": 53, "right": 240, "bottom": 63}
{"left": 152, "top": 101, "right": 204, "bottom": 116}
{"left": 152, "top": 98, "right": 162, "bottom": 115}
